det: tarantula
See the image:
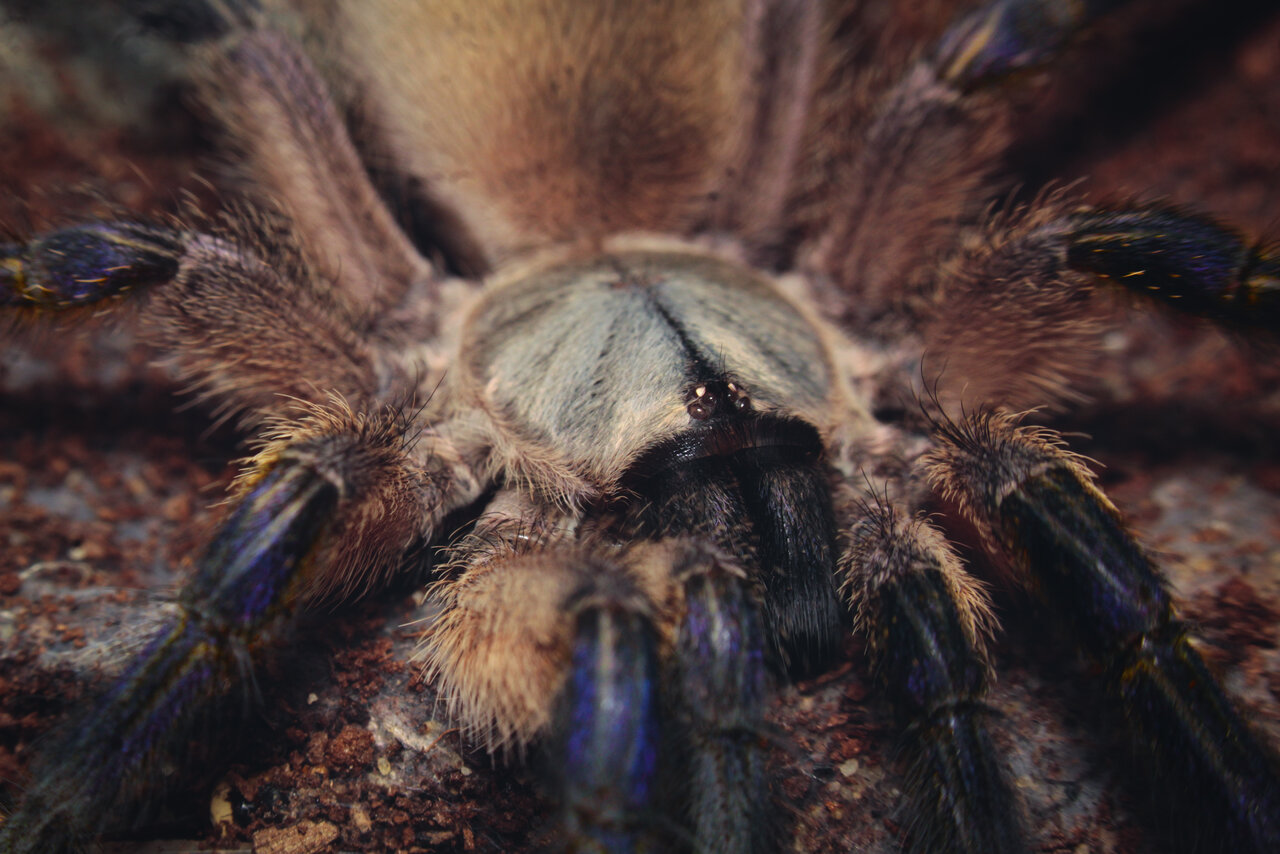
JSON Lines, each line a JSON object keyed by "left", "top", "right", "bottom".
{"left": 2, "top": 0, "right": 1279, "bottom": 852}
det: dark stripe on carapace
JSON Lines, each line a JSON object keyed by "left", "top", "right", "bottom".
{"left": 606, "top": 258, "right": 723, "bottom": 382}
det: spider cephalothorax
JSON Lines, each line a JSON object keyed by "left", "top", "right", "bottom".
{"left": 1, "top": 1, "right": 1279, "bottom": 853}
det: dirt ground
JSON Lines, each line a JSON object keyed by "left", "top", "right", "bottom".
{"left": 1, "top": 2, "right": 1279, "bottom": 853}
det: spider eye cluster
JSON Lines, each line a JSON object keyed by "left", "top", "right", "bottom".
{"left": 687, "top": 380, "right": 752, "bottom": 421}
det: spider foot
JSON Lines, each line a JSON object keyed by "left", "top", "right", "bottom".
{"left": 1065, "top": 205, "right": 1280, "bottom": 329}
{"left": 0, "top": 222, "right": 180, "bottom": 312}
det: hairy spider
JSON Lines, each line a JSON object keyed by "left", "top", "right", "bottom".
{"left": 2, "top": 1, "right": 1279, "bottom": 853}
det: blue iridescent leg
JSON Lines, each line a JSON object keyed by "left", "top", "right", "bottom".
{"left": 934, "top": 0, "right": 1128, "bottom": 89}
{"left": 427, "top": 525, "right": 770, "bottom": 854}
{"left": 425, "top": 524, "right": 669, "bottom": 853}
{"left": 0, "top": 455, "right": 334, "bottom": 853}
{"left": 920, "top": 198, "right": 1279, "bottom": 412}
{"left": 552, "top": 545, "right": 769, "bottom": 854}
{"left": 0, "top": 410, "right": 469, "bottom": 853}
{"left": 554, "top": 584, "right": 663, "bottom": 853}
{"left": 1065, "top": 206, "right": 1280, "bottom": 329}
{"left": 843, "top": 500, "right": 1024, "bottom": 854}
{"left": 927, "top": 411, "right": 1280, "bottom": 854}
{"left": 931, "top": 200, "right": 1280, "bottom": 333}
{"left": 1, "top": 222, "right": 180, "bottom": 311}
{"left": 666, "top": 547, "right": 770, "bottom": 854}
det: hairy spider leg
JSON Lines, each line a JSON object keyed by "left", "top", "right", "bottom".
{"left": 1, "top": 14, "right": 459, "bottom": 417}
{"left": 552, "top": 541, "right": 769, "bottom": 854}
{"left": 923, "top": 200, "right": 1280, "bottom": 409}
{"left": 0, "top": 24, "right": 469, "bottom": 837}
{"left": 0, "top": 220, "right": 387, "bottom": 423}
{"left": 199, "top": 28, "right": 437, "bottom": 316}
{"left": 927, "top": 411, "right": 1280, "bottom": 854}
{"left": 840, "top": 500, "right": 1024, "bottom": 854}
{"left": 0, "top": 455, "right": 334, "bottom": 853}
{"left": 802, "top": 0, "right": 1128, "bottom": 316}
{"left": 915, "top": 192, "right": 1280, "bottom": 853}
{"left": 0, "top": 15, "right": 449, "bottom": 346}
{"left": 426, "top": 488, "right": 775, "bottom": 854}
{"left": 0, "top": 118, "right": 476, "bottom": 839}
{"left": 1064, "top": 206, "right": 1280, "bottom": 328}
{"left": 0, "top": 407, "right": 483, "bottom": 854}
{"left": 425, "top": 497, "right": 670, "bottom": 853}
